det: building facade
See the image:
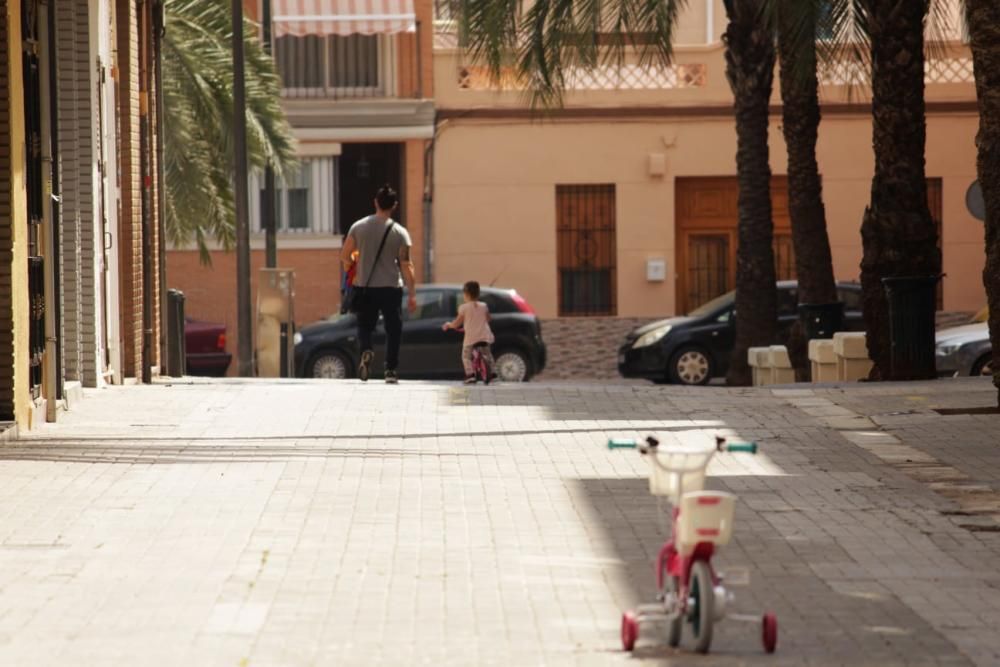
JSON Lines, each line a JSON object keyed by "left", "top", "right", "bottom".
{"left": 0, "top": 0, "right": 164, "bottom": 431}
{"left": 430, "top": 0, "right": 981, "bottom": 361}
{"left": 166, "top": 0, "right": 435, "bottom": 374}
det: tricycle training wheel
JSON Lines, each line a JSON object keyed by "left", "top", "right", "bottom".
{"left": 621, "top": 611, "right": 639, "bottom": 651}
{"left": 762, "top": 612, "right": 778, "bottom": 653}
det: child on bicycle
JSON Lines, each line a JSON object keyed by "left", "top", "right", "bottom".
{"left": 442, "top": 281, "right": 496, "bottom": 384}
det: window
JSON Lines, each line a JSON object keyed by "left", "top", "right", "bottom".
{"left": 406, "top": 290, "right": 454, "bottom": 320}
{"left": 275, "top": 34, "right": 382, "bottom": 96}
{"left": 252, "top": 158, "right": 337, "bottom": 234}
{"left": 434, "top": 0, "right": 454, "bottom": 21}
{"left": 479, "top": 293, "right": 517, "bottom": 315}
{"left": 556, "top": 184, "right": 617, "bottom": 316}
{"left": 838, "top": 286, "right": 862, "bottom": 312}
{"left": 777, "top": 287, "right": 799, "bottom": 317}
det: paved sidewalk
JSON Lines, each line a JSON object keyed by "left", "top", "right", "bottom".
{"left": 0, "top": 377, "right": 998, "bottom": 666}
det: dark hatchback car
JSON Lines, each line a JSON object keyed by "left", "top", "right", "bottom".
{"left": 619, "top": 281, "right": 864, "bottom": 385}
{"left": 294, "top": 285, "right": 546, "bottom": 382}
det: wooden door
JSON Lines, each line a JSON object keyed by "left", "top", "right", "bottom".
{"left": 683, "top": 232, "right": 734, "bottom": 311}
{"left": 676, "top": 177, "right": 793, "bottom": 314}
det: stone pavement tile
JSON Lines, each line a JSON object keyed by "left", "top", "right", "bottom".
{"left": 0, "top": 379, "right": 994, "bottom": 665}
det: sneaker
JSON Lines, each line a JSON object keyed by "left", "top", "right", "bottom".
{"left": 463, "top": 376, "right": 477, "bottom": 385}
{"left": 385, "top": 369, "right": 399, "bottom": 384}
{"left": 358, "top": 350, "right": 374, "bottom": 382}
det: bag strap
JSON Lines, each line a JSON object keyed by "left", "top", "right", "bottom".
{"left": 361, "top": 221, "right": 395, "bottom": 288}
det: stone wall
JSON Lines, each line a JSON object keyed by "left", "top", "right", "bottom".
{"left": 535, "top": 317, "right": 657, "bottom": 381}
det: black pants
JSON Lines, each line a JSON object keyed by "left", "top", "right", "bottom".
{"left": 357, "top": 287, "right": 403, "bottom": 371}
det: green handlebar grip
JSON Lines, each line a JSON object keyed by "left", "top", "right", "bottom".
{"left": 608, "top": 438, "right": 638, "bottom": 450}
{"left": 725, "top": 442, "right": 758, "bottom": 454}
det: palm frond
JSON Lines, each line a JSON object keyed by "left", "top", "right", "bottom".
{"left": 162, "top": 0, "right": 297, "bottom": 263}
{"left": 456, "top": 0, "right": 687, "bottom": 108}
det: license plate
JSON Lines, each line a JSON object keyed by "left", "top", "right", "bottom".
{"left": 618, "top": 353, "right": 626, "bottom": 364}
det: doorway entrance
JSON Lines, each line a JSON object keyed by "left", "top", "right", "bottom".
{"left": 336, "top": 143, "right": 402, "bottom": 233}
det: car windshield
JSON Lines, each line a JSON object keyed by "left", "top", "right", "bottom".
{"left": 687, "top": 291, "right": 734, "bottom": 318}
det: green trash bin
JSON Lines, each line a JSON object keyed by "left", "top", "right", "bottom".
{"left": 882, "top": 276, "right": 939, "bottom": 381}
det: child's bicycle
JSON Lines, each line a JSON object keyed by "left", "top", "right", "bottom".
{"left": 470, "top": 342, "right": 492, "bottom": 384}
{"left": 608, "top": 435, "right": 778, "bottom": 655}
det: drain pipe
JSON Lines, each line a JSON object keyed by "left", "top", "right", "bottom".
{"left": 153, "top": 0, "right": 168, "bottom": 371}
{"left": 139, "top": 0, "right": 154, "bottom": 384}
{"left": 422, "top": 137, "right": 434, "bottom": 283}
{"left": 423, "top": 116, "right": 449, "bottom": 283}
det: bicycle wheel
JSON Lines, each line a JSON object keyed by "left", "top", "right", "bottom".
{"left": 689, "top": 560, "right": 714, "bottom": 653}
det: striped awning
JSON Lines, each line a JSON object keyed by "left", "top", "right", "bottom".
{"left": 272, "top": 0, "right": 417, "bottom": 37}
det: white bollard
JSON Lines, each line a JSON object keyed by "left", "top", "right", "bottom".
{"left": 808, "top": 339, "right": 838, "bottom": 383}
{"left": 748, "top": 347, "right": 772, "bottom": 386}
{"left": 833, "top": 332, "right": 873, "bottom": 382}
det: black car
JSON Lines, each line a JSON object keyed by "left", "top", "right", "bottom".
{"left": 619, "top": 281, "right": 864, "bottom": 385}
{"left": 294, "top": 285, "right": 546, "bottom": 382}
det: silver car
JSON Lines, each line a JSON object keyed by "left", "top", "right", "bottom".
{"left": 935, "top": 322, "right": 993, "bottom": 377}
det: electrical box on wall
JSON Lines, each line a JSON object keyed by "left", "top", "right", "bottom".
{"left": 648, "top": 153, "right": 666, "bottom": 177}
{"left": 646, "top": 258, "right": 667, "bottom": 282}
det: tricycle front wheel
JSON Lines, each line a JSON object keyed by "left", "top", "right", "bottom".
{"left": 689, "top": 560, "right": 714, "bottom": 653}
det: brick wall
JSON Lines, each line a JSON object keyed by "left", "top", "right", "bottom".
{"left": 535, "top": 317, "right": 658, "bottom": 381}
{"left": 166, "top": 247, "right": 343, "bottom": 375}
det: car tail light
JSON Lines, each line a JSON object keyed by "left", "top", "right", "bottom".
{"left": 216, "top": 333, "right": 226, "bottom": 351}
{"left": 510, "top": 291, "right": 535, "bottom": 315}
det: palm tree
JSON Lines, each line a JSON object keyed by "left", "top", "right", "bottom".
{"left": 721, "top": 0, "right": 778, "bottom": 386}
{"left": 825, "top": 1, "right": 941, "bottom": 380}
{"left": 966, "top": 0, "right": 1000, "bottom": 401}
{"left": 774, "top": 0, "right": 839, "bottom": 380}
{"left": 162, "top": 0, "right": 296, "bottom": 263}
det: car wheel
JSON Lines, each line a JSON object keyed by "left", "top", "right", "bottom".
{"left": 668, "top": 346, "right": 713, "bottom": 386}
{"left": 972, "top": 354, "right": 994, "bottom": 377}
{"left": 494, "top": 349, "right": 531, "bottom": 383}
{"left": 309, "top": 350, "right": 353, "bottom": 379}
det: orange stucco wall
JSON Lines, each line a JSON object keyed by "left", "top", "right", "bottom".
{"left": 432, "top": 111, "right": 983, "bottom": 319}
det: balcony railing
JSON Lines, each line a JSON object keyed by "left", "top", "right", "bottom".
{"left": 275, "top": 28, "right": 423, "bottom": 100}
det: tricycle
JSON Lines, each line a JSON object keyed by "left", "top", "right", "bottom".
{"left": 608, "top": 435, "right": 778, "bottom": 655}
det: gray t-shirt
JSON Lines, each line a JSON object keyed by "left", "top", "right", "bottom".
{"left": 347, "top": 215, "right": 412, "bottom": 288}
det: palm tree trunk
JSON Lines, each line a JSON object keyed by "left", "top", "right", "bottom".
{"left": 778, "top": 7, "right": 838, "bottom": 380}
{"left": 723, "top": 0, "right": 778, "bottom": 386}
{"left": 859, "top": 0, "right": 940, "bottom": 381}
{"left": 967, "top": 0, "right": 1000, "bottom": 404}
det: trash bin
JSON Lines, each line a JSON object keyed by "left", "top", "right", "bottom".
{"left": 882, "top": 276, "right": 939, "bottom": 381}
{"left": 798, "top": 302, "right": 846, "bottom": 340}
{"left": 166, "top": 289, "right": 187, "bottom": 377}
